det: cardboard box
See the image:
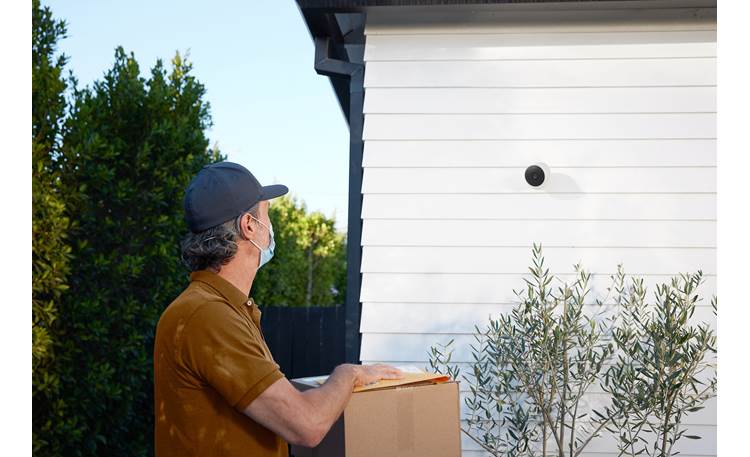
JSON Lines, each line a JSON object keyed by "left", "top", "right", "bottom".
{"left": 290, "top": 376, "right": 461, "bottom": 457}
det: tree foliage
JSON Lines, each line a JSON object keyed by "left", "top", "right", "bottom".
{"left": 32, "top": 3, "right": 348, "bottom": 454}
{"left": 41, "top": 46, "right": 222, "bottom": 455}
{"left": 602, "top": 269, "right": 717, "bottom": 457}
{"left": 32, "top": 0, "right": 73, "bottom": 452}
{"left": 252, "top": 195, "right": 347, "bottom": 307}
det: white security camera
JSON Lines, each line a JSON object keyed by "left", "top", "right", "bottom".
{"left": 524, "top": 162, "right": 550, "bottom": 188}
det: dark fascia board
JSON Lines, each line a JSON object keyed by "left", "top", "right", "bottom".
{"left": 296, "top": 5, "right": 364, "bottom": 122}
{"left": 294, "top": 1, "right": 368, "bottom": 365}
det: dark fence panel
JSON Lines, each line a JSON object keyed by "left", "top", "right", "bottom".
{"left": 260, "top": 306, "right": 347, "bottom": 379}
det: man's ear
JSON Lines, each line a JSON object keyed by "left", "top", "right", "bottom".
{"left": 240, "top": 213, "right": 256, "bottom": 241}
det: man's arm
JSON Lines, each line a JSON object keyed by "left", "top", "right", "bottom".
{"left": 243, "top": 363, "right": 402, "bottom": 447}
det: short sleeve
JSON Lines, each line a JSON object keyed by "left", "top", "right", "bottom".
{"left": 181, "top": 302, "right": 286, "bottom": 412}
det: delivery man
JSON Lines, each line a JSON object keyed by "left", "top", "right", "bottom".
{"left": 153, "top": 162, "right": 404, "bottom": 456}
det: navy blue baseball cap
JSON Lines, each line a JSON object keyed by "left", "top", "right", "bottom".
{"left": 184, "top": 162, "right": 288, "bottom": 233}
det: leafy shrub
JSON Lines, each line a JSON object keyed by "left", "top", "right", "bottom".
{"left": 602, "top": 269, "right": 717, "bottom": 457}
{"left": 252, "top": 194, "right": 347, "bottom": 307}
{"left": 39, "top": 46, "right": 221, "bottom": 455}
{"left": 429, "top": 245, "right": 716, "bottom": 457}
{"left": 32, "top": 1, "right": 73, "bottom": 452}
{"left": 32, "top": 3, "right": 345, "bottom": 454}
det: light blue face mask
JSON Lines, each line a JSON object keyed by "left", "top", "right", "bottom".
{"left": 249, "top": 215, "right": 275, "bottom": 269}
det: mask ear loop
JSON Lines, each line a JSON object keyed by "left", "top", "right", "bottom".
{"left": 248, "top": 239, "right": 262, "bottom": 252}
{"left": 234, "top": 212, "right": 262, "bottom": 243}
{"left": 247, "top": 214, "right": 272, "bottom": 247}
{"left": 250, "top": 214, "right": 271, "bottom": 233}
{"left": 242, "top": 215, "right": 263, "bottom": 269}
{"left": 244, "top": 214, "right": 273, "bottom": 264}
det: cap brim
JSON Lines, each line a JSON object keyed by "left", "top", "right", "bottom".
{"left": 260, "top": 184, "right": 289, "bottom": 200}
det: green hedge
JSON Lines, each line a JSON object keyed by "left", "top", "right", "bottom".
{"left": 52, "top": 48, "right": 221, "bottom": 456}
{"left": 32, "top": 2, "right": 222, "bottom": 451}
{"left": 32, "top": 3, "right": 347, "bottom": 454}
{"left": 252, "top": 194, "right": 347, "bottom": 307}
{"left": 32, "top": 1, "right": 72, "bottom": 453}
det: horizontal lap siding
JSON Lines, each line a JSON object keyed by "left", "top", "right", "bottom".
{"left": 360, "top": 302, "right": 717, "bottom": 334}
{"left": 364, "top": 87, "right": 717, "bottom": 113}
{"left": 361, "top": 330, "right": 718, "bottom": 363}
{"left": 361, "top": 246, "right": 716, "bottom": 274}
{"left": 363, "top": 139, "right": 716, "bottom": 167}
{"left": 363, "top": 194, "right": 716, "bottom": 220}
{"left": 362, "top": 220, "right": 716, "bottom": 247}
{"left": 362, "top": 167, "right": 716, "bottom": 192}
{"left": 364, "top": 113, "right": 716, "bottom": 140}
{"left": 359, "top": 273, "right": 717, "bottom": 304}
{"left": 361, "top": 8, "right": 716, "bottom": 456}
{"left": 364, "top": 31, "right": 717, "bottom": 60}
{"left": 364, "top": 59, "right": 715, "bottom": 88}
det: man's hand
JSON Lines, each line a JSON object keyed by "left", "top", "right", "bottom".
{"left": 350, "top": 363, "right": 405, "bottom": 387}
{"left": 243, "top": 363, "right": 404, "bottom": 447}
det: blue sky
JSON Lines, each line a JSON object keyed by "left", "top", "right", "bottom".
{"left": 46, "top": 0, "right": 350, "bottom": 231}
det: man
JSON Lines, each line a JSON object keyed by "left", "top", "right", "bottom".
{"left": 154, "top": 162, "right": 404, "bottom": 456}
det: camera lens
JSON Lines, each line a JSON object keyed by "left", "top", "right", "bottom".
{"left": 525, "top": 165, "right": 546, "bottom": 187}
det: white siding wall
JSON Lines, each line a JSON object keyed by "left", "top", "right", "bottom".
{"left": 359, "top": 6, "right": 716, "bottom": 457}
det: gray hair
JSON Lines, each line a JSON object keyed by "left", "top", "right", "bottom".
{"left": 180, "top": 204, "right": 259, "bottom": 272}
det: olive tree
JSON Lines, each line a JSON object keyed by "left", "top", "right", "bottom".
{"left": 602, "top": 269, "right": 717, "bottom": 457}
{"left": 429, "top": 246, "right": 716, "bottom": 457}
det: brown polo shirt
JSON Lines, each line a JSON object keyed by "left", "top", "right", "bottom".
{"left": 154, "top": 270, "right": 288, "bottom": 457}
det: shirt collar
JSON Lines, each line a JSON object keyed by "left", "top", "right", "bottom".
{"left": 190, "top": 270, "right": 250, "bottom": 310}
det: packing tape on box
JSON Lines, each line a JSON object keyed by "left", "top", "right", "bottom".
{"left": 396, "top": 388, "right": 416, "bottom": 451}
